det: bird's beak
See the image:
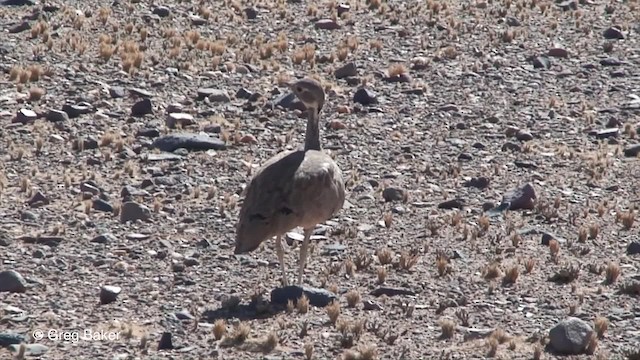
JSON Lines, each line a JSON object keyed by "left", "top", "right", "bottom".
{"left": 285, "top": 81, "right": 296, "bottom": 91}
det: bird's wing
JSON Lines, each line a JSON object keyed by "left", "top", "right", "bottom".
{"left": 235, "top": 150, "right": 344, "bottom": 253}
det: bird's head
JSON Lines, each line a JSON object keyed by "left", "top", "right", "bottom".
{"left": 288, "top": 78, "right": 325, "bottom": 114}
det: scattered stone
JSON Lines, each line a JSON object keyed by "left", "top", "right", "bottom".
{"left": 556, "top": 0, "right": 577, "bottom": 11}
{"left": 627, "top": 241, "right": 640, "bottom": 255}
{"left": 505, "top": 16, "right": 520, "bottom": 26}
{"left": 362, "top": 299, "right": 383, "bottom": 311}
{"left": 8, "top": 344, "right": 48, "bottom": 356}
{"left": 27, "top": 191, "right": 49, "bottom": 207}
{"left": 166, "top": 113, "right": 195, "bottom": 129}
{"left": 92, "top": 199, "right": 113, "bottom": 212}
{"left": 548, "top": 47, "right": 569, "bottom": 58}
{"left": 19, "top": 235, "right": 63, "bottom": 247}
{"left": 603, "top": 26, "right": 624, "bottom": 39}
{"left": 438, "top": 199, "right": 465, "bottom": 209}
{"left": 158, "top": 332, "right": 174, "bottom": 350}
{"left": 120, "top": 201, "right": 151, "bottom": 223}
{"left": 353, "top": 88, "right": 378, "bottom": 105}
{"left": 196, "top": 88, "right": 230, "bottom": 102}
{"left": 129, "top": 88, "right": 153, "bottom": 98}
{"left": 108, "top": 86, "right": 126, "bottom": 98}
{"left": 532, "top": 56, "right": 551, "bottom": 69}
{"left": 15, "top": 108, "right": 37, "bottom": 124}
{"left": 0, "top": 270, "right": 27, "bottom": 293}
{"left": 337, "top": 3, "right": 350, "bottom": 17}
{"left": 0, "top": 332, "right": 24, "bottom": 347}
{"left": 464, "top": 177, "right": 490, "bottom": 189}
{"left": 590, "top": 128, "right": 619, "bottom": 139}
{"left": 152, "top": 133, "right": 226, "bottom": 152}
{"left": 91, "top": 233, "right": 117, "bottom": 244}
{"left": 335, "top": 62, "right": 357, "bottom": 79}
{"left": 152, "top": 6, "right": 170, "bottom": 18}
{"left": 99, "top": 285, "right": 121, "bottom": 304}
{"left": 515, "top": 129, "right": 534, "bottom": 141}
{"left": 600, "top": 57, "right": 623, "bottom": 66}
{"left": 61, "top": 103, "right": 93, "bottom": 118}
{"left": 244, "top": 6, "right": 257, "bottom": 19}
{"left": 45, "top": 109, "right": 68, "bottom": 122}
{"left": 131, "top": 98, "right": 153, "bottom": 117}
{"left": 370, "top": 287, "right": 416, "bottom": 297}
{"left": 548, "top": 317, "right": 594, "bottom": 355}
{"left": 315, "top": 19, "right": 340, "bottom": 30}
{"left": 382, "top": 187, "right": 406, "bottom": 202}
{"left": 2, "top": 0, "right": 36, "bottom": 5}
{"left": 271, "top": 285, "right": 337, "bottom": 307}
{"left": 438, "top": 104, "right": 459, "bottom": 112}
{"left": 8, "top": 21, "right": 30, "bottom": 33}
{"left": 624, "top": 144, "right": 640, "bottom": 157}
{"left": 136, "top": 127, "right": 160, "bottom": 138}
{"left": 145, "top": 152, "right": 183, "bottom": 161}
{"left": 502, "top": 183, "right": 537, "bottom": 211}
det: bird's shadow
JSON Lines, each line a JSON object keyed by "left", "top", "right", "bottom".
{"left": 200, "top": 298, "right": 287, "bottom": 323}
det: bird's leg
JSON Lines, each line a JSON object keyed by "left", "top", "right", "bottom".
{"left": 275, "top": 235, "right": 288, "bottom": 286}
{"left": 298, "top": 228, "right": 313, "bottom": 285}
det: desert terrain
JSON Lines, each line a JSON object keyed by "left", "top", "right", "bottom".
{"left": 0, "top": 0, "right": 639, "bottom": 359}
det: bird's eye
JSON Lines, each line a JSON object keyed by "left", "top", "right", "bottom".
{"left": 296, "top": 87, "right": 303, "bottom": 93}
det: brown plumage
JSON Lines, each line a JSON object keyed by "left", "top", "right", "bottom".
{"left": 234, "top": 77, "right": 345, "bottom": 286}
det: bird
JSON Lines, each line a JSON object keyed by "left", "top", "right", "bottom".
{"left": 234, "top": 77, "right": 346, "bottom": 286}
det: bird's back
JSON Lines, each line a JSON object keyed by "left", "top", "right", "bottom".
{"left": 234, "top": 149, "right": 345, "bottom": 254}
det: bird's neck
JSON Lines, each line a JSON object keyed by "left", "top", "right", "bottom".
{"left": 304, "top": 108, "right": 321, "bottom": 151}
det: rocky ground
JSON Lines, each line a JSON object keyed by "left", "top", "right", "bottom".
{"left": 1, "top": 0, "right": 640, "bottom": 359}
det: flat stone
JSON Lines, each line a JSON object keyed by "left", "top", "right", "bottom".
{"left": 271, "top": 285, "right": 337, "bottom": 307}
{"left": 120, "top": 201, "right": 151, "bottom": 223}
{"left": 100, "top": 285, "right": 121, "bottom": 304}
{"left": 370, "top": 287, "right": 416, "bottom": 297}
{"left": 0, "top": 270, "right": 27, "bottom": 293}
{"left": 152, "top": 133, "right": 226, "bottom": 152}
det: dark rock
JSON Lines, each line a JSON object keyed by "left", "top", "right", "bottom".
{"left": 502, "top": 183, "right": 537, "bottom": 211}
{"left": 108, "top": 86, "right": 126, "bottom": 98}
{"left": 46, "top": 109, "right": 69, "bottom": 122}
{"left": 335, "top": 62, "right": 357, "bottom": 79}
{"left": 158, "top": 332, "right": 174, "bottom": 350}
{"left": 99, "top": 285, "right": 121, "bottom": 304}
{"left": 270, "top": 285, "right": 337, "bottom": 307}
{"left": 19, "top": 235, "right": 63, "bottom": 247}
{"left": 464, "top": 177, "right": 490, "bottom": 189}
{"left": 514, "top": 160, "right": 537, "bottom": 169}
{"left": 0, "top": 332, "right": 25, "bottom": 347}
{"left": 1, "top": 0, "right": 36, "bottom": 5}
{"left": 337, "top": 3, "right": 350, "bottom": 17}
{"left": 136, "top": 127, "right": 160, "bottom": 138}
{"left": 315, "top": 19, "right": 340, "bottom": 30}
{"left": 623, "top": 144, "right": 640, "bottom": 158}
{"left": 382, "top": 187, "right": 406, "bottom": 202}
{"left": 91, "top": 233, "right": 117, "bottom": 244}
{"left": 627, "top": 241, "right": 640, "bottom": 255}
{"left": 556, "top": 0, "right": 577, "bottom": 10}
{"left": 438, "top": 198, "right": 465, "bottom": 209}
{"left": 502, "top": 142, "right": 521, "bottom": 152}
{"left": 603, "top": 26, "right": 624, "bottom": 39}
{"left": 8, "top": 21, "right": 30, "bottom": 33}
{"left": 549, "top": 317, "right": 594, "bottom": 355}
{"left": 152, "top": 6, "right": 170, "bottom": 17}
{"left": 120, "top": 201, "right": 151, "bottom": 223}
{"left": 61, "top": 102, "right": 93, "bottom": 118}
{"left": 370, "top": 287, "right": 416, "bottom": 297}
{"left": 0, "top": 270, "right": 27, "bottom": 293}
{"left": 515, "top": 129, "right": 534, "bottom": 141}
{"left": 15, "top": 108, "right": 37, "bottom": 124}
{"left": 590, "top": 128, "right": 619, "bottom": 139}
{"left": 353, "top": 88, "right": 378, "bottom": 105}
{"left": 131, "top": 98, "right": 153, "bottom": 117}
{"left": 272, "top": 92, "right": 306, "bottom": 111}
{"left": 532, "top": 56, "right": 551, "bottom": 69}
{"left": 236, "top": 88, "right": 253, "bottom": 99}
{"left": 152, "top": 133, "right": 226, "bottom": 152}
{"left": 244, "top": 6, "right": 257, "bottom": 19}
{"left": 600, "top": 58, "right": 623, "bottom": 66}
{"left": 92, "top": 199, "right": 113, "bottom": 212}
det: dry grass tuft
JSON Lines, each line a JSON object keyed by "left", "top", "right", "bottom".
{"left": 345, "top": 289, "right": 361, "bottom": 308}
{"left": 327, "top": 300, "right": 341, "bottom": 325}
{"left": 594, "top": 315, "right": 608, "bottom": 338}
{"left": 439, "top": 318, "right": 456, "bottom": 339}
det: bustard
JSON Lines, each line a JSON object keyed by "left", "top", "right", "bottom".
{"left": 234, "top": 77, "right": 346, "bottom": 286}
